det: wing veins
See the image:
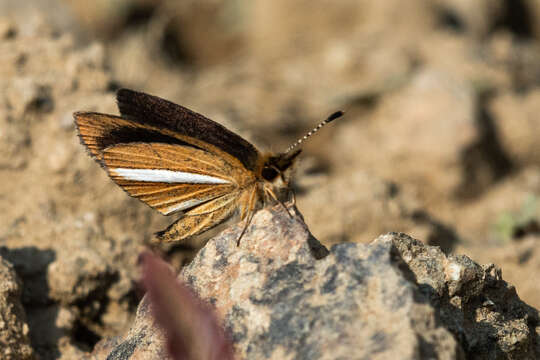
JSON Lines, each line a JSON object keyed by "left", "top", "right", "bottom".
{"left": 157, "top": 147, "right": 225, "bottom": 172}
{"left": 121, "top": 183, "right": 219, "bottom": 197}
{"left": 106, "top": 145, "right": 232, "bottom": 176}
{"left": 143, "top": 186, "right": 232, "bottom": 207}
{"left": 184, "top": 192, "right": 240, "bottom": 216}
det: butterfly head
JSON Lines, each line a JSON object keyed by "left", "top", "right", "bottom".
{"left": 260, "top": 149, "right": 302, "bottom": 183}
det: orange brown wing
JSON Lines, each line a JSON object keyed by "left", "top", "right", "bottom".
{"left": 155, "top": 191, "right": 241, "bottom": 242}
{"left": 74, "top": 112, "right": 253, "bottom": 173}
{"left": 101, "top": 142, "right": 251, "bottom": 215}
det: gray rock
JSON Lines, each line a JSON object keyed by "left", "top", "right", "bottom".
{"left": 0, "top": 256, "right": 34, "bottom": 359}
{"left": 96, "top": 205, "right": 540, "bottom": 359}
{"left": 393, "top": 233, "right": 539, "bottom": 358}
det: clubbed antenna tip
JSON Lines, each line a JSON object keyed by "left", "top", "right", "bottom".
{"left": 284, "top": 110, "right": 345, "bottom": 154}
{"left": 327, "top": 110, "right": 344, "bottom": 123}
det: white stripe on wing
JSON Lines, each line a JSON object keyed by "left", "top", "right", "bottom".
{"left": 111, "top": 168, "right": 230, "bottom": 184}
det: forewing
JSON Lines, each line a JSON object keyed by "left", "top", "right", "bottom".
{"left": 116, "top": 89, "right": 261, "bottom": 171}
{"left": 74, "top": 112, "right": 250, "bottom": 173}
{"left": 74, "top": 112, "right": 184, "bottom": 161}
{"left": 102, "top": 143, "right": 239, "bottom": 215}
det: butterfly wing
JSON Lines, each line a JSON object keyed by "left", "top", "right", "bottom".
{"left": 74, "top": 110, "right": 258, "bottom": 213}
{"left": 74, "top": 112, "right": 188, "bottom": 162}
{"left": 155, "top": 191, "right": 241, "bottom": 242}
{"left": 101, "top": 142, "right": 245, "bottom": 215}
{"left": 74, "top": 90, "right": 262, "bottom": 242}
{"left": 74, "top": 111, "right": 247, "bottom": 171}
{"left": 116, "top": 89, "right": 261, "bottom": 171}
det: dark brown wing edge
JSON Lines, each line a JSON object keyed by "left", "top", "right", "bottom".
{"left": 116, "top": 88, "right": 260, "bottom": 171}
{"left": 73, "top": 112, "right": 191, "bottom": 166}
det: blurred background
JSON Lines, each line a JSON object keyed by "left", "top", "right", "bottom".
{"left": 1, "top": 0, "right": 540, "bottom": 358}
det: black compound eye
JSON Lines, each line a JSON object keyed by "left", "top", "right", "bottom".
{"left": 261, "top": 167, "right": 279, "bottom": 181}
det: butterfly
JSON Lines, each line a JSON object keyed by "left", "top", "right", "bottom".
{"left": 74, "top": 89, "right": 343, "bottom": 245}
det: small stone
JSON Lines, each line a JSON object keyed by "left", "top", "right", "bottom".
{"left": 447, "top": 261, "right": 462, "bottom": 281}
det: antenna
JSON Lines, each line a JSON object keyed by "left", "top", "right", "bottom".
{"left": 284, "top": 111, "right": 344, "bottom": 154}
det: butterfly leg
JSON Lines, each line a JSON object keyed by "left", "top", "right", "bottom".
{"left": 237, "top": 209, "right": 254, "bottom": 246}
{"left": 279, "top": 172, "right": 296, "bottom": 207}
{"left": 283, "top": 177, "right": 296, "bottom": 207}
{"left": 289, "top": 186, "right": 297, "bottom": 207}
{"left": 263, "top": 184, "right": 292, "bottom": 218}
{"left": 237, "top": 187, "right": 258, "bottom": 246}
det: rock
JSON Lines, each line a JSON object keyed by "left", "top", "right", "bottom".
{"left": 296, "top": 169, "right": 459, "bottom": 252}
{"left": 526, "top": 0, "right": 540, "bottom": 39}
{"left": 0, "top": 247, "right": 56, "bottom": 307}
{"left": 333, "top": 67, "right": 478, "bottom": 202}
{"left": 393, "top": 233, "right": 539, "bottom": 358}
{"left": 490, "top": 90, "right": 540, "bottom": 167}
{"left": 451, "top": 167, "right": 540, "bottom": 242}
{"left": 249, "top": 0, "right": 433, "bottom": 63}
{"left": 3, "top": 4, "right": 540, "bottom": 360}
{"left": 486, "top": 33, "right": 540, "bottom": 90}
{"left": 0, "top": 256, "right": 34, "bottom": 360}
{"left": 63, "top": 0, "right": 155, "bottom": 39}
{"left": 432, "top": 0, "right": 504, "bottom": 36}
{"left": 0, "top": 18, "right": 16, "bottom": 39}
{"left": 466, "top": 235, "right": 540, "bottom": 313}
{"left": 91, "top": 206, "right": 540, "bottom": 359}
{"left": 298, "top": 170, "right": 410, "bottom": 245}
{"left": 25, "top": 305, "right": 74, "bottom": 357}
{"left": 48, "top": 247, "right": 116, "bottom": 305}
{"left": 0, "top": 113, "right": 31, "bottom": 170}
{"left": 0, "top": 19, "right": 165, "bottom": 358}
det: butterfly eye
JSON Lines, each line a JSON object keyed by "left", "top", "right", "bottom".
{"left": 261, "top": 167, "right": 279, "bottom": 181}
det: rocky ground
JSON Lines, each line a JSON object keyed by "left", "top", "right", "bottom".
{"left": 90, "top": 206, "right": 540, "bottom": 360}
{"left": 0, "top": 0, "right": 540, "bottom": 359}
